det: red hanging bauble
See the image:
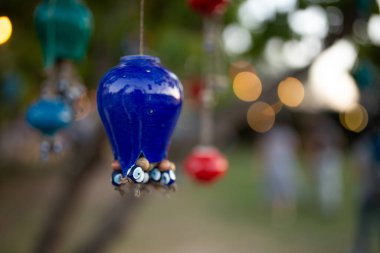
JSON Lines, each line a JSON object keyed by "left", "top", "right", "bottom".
{"left": 184, "top": 146, "right": 228, "bottom": 183}
{"left": 188, "top": 0, "right": 229, "bottom": 16}
{"left": 189, "top": 78, "right": 204, "bottom": 104}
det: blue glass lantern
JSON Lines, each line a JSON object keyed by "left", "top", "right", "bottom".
{"left": 97, "top": 55, "right": 183, "bottom": 177}
{"left": 26, "top": 98, "right": 74, "bottom": 136}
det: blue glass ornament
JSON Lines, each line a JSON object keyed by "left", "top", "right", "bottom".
{"left": 26, "top": 98, "right": 74, "bottom": 136}
{"left": 97, "top": 55, "right": 183, "bottom": 176}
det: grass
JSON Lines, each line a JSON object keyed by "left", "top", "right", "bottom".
{"left": 0, "top": 145, "right": 376, "bottom": 253}
{"left": 108, "top": 145, "right": 362, "bottom": 253}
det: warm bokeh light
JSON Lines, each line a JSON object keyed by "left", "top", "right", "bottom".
{"left": 229, "top": 60, "right": 254, "bottom": 79}
{"left": 271, "top": 101, "right": 283, "bottom": 114}
{"left": 233, "top": 71, "right": 262, "bottom": 102}
{"left": 277, "top": 77, "right": 305, "bottom": 107}
{"left": 247, "top": 101, "right": 275, "bottom": 133}
{"left": 340, "top": 104, "right": 368, "bottom": 133}
{"left": 0, "top": 16, "right": 12, "bottom": 45}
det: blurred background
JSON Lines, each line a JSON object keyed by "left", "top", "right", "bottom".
{"left": 1, "top": 0, "right": 380, "bottom": 252}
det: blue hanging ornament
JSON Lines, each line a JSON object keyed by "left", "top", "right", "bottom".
{"left": 97, "top": 55, "right": 183, "bottom": 191}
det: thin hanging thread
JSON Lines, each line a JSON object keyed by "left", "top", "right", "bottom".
{"left": 139, "top": 0, "right": 144, "bottom": 55}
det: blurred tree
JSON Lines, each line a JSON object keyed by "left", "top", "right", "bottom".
{"left": 2, "top": 0, "right": 380, "bottom": 252}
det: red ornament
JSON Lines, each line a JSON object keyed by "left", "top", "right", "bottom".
{"left": 184, "top": 146, "right": 228, "bottom": 183}
{"left": 188, "top": 0, "right": 229, "bottom": 16}
{"left": 189, "top": 78, "right": 204, "bottom": 104}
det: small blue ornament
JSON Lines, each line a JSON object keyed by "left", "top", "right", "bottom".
{"left": 97, "top": 55, "right": 183, "bottom": 176}
{"left": 26, "top": 98, "right": 73, "bottom": 136}
{"left": 149, "top": 167, "right": 162, "bottom": 183}
{"left": 161, "top": 170, "right": 176, "bottom": 187}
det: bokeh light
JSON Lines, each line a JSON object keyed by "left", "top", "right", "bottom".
{"left": 238, "top": 0, "right": 297, "bottom": 31}
{"left": 288, "top": 6, "right": 328, "bottom": 39}
{"left": 223, "top": 24, "right": 252, "bottom": 55}
{"left": 308, "top": 39, "right": 359, "bottom": 111}
{"left": 277, "top": 77, "right": 305, "bottom": 107}
{"left": 282, "top": 36, "right": 323, "bottom": 69}
{"left": 229, "top": 60, "right": 254, "bottom": 79}
{"left": 247, "top": 101, "right": 276, "bottom": 133}
{"left": 367, "top": 15, "right": 380, "bottom": 46}
{"left": 340, "top": 104, "right": 368, "bottom": 133}
{"left": 326, "top": 6, "right": 344, "bottom": 34}
{"left": 271, "top": 101, "right": 283, "bottom": 114}
{"left": 0, "top": 16, "right": 13, "bottom": 45}
{"left": 233, "top": 71, "right": 262, "bottom": 102}
{"left": 264, "top": 37, "right": 288, "bottom": 74}
{"left": 353, "top": 19, "right": 368, "bottom": 44}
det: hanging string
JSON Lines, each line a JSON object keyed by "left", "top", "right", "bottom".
{"left": 200, "top": 16, "right": 215, "bottom": 146}
{"left": 139, "top": 0, "right": 145, "bottom": 55}
{"left": 44, "top": 0, "right": 58, "bottom": 97}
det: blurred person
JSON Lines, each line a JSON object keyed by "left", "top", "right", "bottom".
{"left": 259, "top": 122, "right": 300, "bottom": 221}
{"left": 351, "top": 130, "right": 380, "bottom": 253}
{"left": 307, "top": 116, "right": 344, "bottom": 218}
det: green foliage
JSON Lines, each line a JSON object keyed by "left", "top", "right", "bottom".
{"left": 2, "top": 0, "right": 380, "bottom": 123}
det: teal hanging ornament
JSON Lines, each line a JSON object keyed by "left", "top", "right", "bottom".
{"left": 35, "top": 0, "right": 93, "bottom": 67}
{"left": 26, "top": 97, "right": 74, "bottom": 160}
{"left": 26, "top": 98, "right": 73, "bottom": 136}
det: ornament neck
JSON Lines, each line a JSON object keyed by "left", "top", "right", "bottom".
{"left": 120, "top": 55, "right": 160, "bottom": 65}
{"left": 43, "top": 0, "right": 77, "bottom": 5}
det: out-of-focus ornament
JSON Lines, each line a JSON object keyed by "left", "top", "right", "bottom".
{"left": 188, "top": 0, "right": 229, "bottom": 16}
{"left": 26, "top": 97, "right": 74, "bottom": 160}
{"left": 26, "top": 0, "right": 93, "bottom": 160}
{"left": 35, "top": 0, "right": 93, "bottom": 67}
{"left": 97, "top": 55, "right": 183, "bottom": 195}
{"left": 26, "top": 98, "right": 73, "bottom": 136}
{"left": 184, "top": 0, "right": 229, "bottom": 184}
{"left": 184, "top": 146, "right": 228, "bottom": 183}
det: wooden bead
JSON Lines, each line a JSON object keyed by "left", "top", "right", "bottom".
{"left": 112, "top": 160, "right": 121, "bottom": 170}
{"left": 136, "top": 157, "right": 150, "bottom": 171}
{"left": 170, "top": 162, "right": 176, "bottom": 171}
{"left": 159, "top": 159, "right": 171, "bottom": 172}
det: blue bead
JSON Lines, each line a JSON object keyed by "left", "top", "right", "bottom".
{"left": 111, "top": 170, "right": 123, "bottom": 187}
{"left": 26, "top": 98, "right": 73, "bottom": 136}
{"left": 161, "top": 170, "right": 176, "bottom": 186}
{"left": 149, "top": 168, "right": 161, "bottom": 182}
{"left": 97, "top": 55, "right": 183, "bottom": 175}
